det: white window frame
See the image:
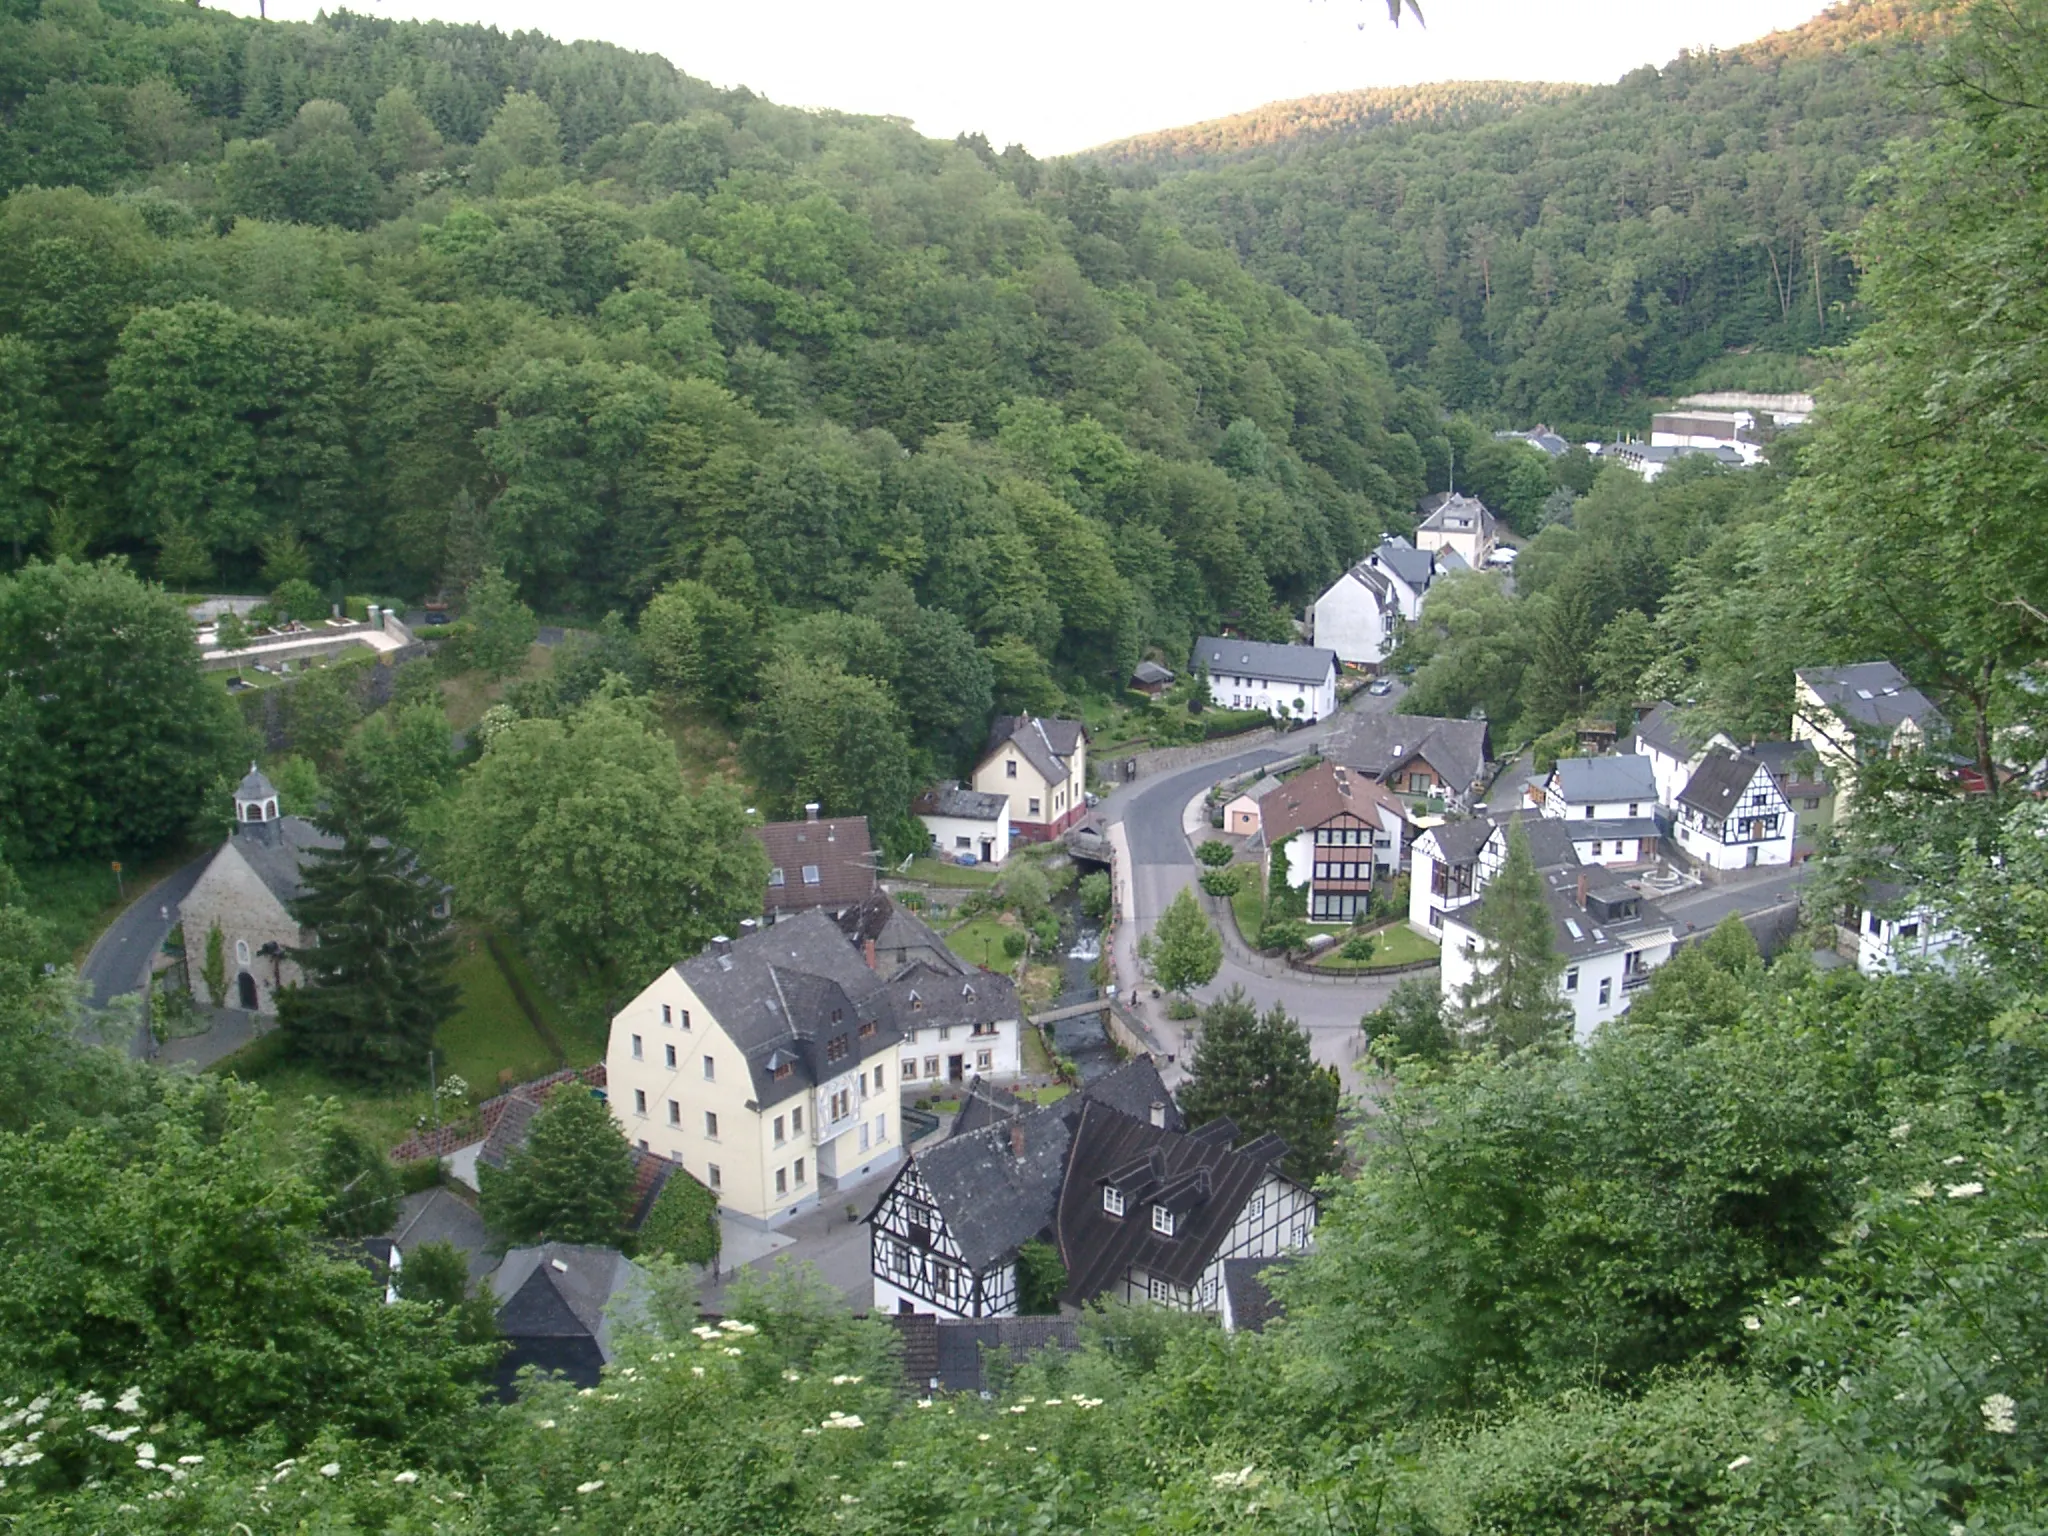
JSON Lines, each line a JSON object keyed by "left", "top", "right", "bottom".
{"left": 1151, "top": 1204, "right": 1175, "bottom": 1236}
{"left": 1103, "top": 1186, "right": 1125, "bottom": 1216}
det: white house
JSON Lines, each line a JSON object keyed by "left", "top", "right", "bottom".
{"left": 1793, "top": 662, "right": 1942, "bottom": 814}
{"left": 1672, "top": 748, "right": 1794, "bottom": 871}
{"left": 889, "top": 960, "right": 1022, "bottom": 1088}
{"left": 1541, "top": 756, "right": 1663, "bottom": 867}
{"left": 1222, "top": 775, "right": 1283, "bottom": 838}
{"left": 1407, "top": 817, "right": 1495, "bottom": 935}
{"left": 1650, "top": 410, "right": 1766, "bottom": 464}
{"left": 1440, "top": 864, "right": 1676, "bottom": 1043}
{"left": 1632, "top": 702, "right": 1708, "bottom": 809}
{"left": 1309, "top": 538, "right": 1443, "bottom": 668}
{"left": 1194, "top": 637, "right": 1340, "bottom": 723}
{"left": 1851, "top": 883, "right": 1962, "bottom": 977}
{"left": 912, "top": 781, "right": 1011, "bottom": 867}
{"left": 1414, "top": 493, "right": 1500, "bottom": 568}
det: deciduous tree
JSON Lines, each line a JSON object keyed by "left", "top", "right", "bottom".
{"left": 478, "top": 1085, "right": 637, "bottom": 1249}
{"left": 1140, "top": 886, "right": 1222, "bottom": 996}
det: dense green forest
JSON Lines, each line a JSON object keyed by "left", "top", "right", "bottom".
{"left": 0, "top": 0, "right": 1432, "bottom": 701}
{"left": 1099, "top": 2, "right": 1942, "bottom": 425}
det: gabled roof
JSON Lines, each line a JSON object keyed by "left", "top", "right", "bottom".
{"left": 1747, "top": 739, "right": 1827, "bottom": 792}
{"left": 835, "top": 891, "right": 965, "bottom": 974}
{"left": 888, "top": 1314, "right": 1081, "bottom": 1394}
{"left": 755, "top": 815, "right": 876, "bottom": 914}
{"left": 1548, "top": 755, "right": 1658, "bottom": 805}
{"left": 1193, "top": 637, "right": 1339, "bottom": 688}
{"left": 984, "top": 715, "right": 1086, "bottom": 785}
{"left": 1259, "top": 761, "right": 1411, "bottom": 843}
{"left": 1131, "top": 660, "right": 1174, "bottom": 686}
{"left": 1633, "top": 701, "right": 1701, "bottom": 762}
{"left": 1335, "top": 714, "right": 1491, "bottom": 797}
{"left": 913, "top": 781, "right": 1009, "bottom": 822}
{"left": 1485, "top": 811, "right": 1581, "bottom": 874}
{"left": 1221, "top": 1255, "right": 1295, "bottom": 1334}
{"left": 1417, "top": 816, "right": 1495, "bottom": 867}
{"left": 1370, "top": 537, "right": 1436, "bottom": 592}
{"left": 901, "top": 1106, "right": 1072, "bottom": 1275}
{"left": 875, "top": 960, "right": 1019, "bottom": 1036}
{"left": 491, "top": 1244, "right": 641, "bottom": 1357}
{"left": 1226, "top": 774, "right": 1283, "bottom": 808}
{"left": 1416, "top": 492, "right": 1497, "bottom": 536}
{"left": 1531, "top": 869, "right": 1674, "bottom": 961}
{"left": 1335, "top": 559, "right": 1395, "bottom": 605}
{"left": 226, "top": 815, "right": 342, "bottom": 907}
{"left": 1797, "top": 662, "right": 1941, "bottom": 733}
{"left": 1073, "top": 1055, "right": 1184, "bottom": 1133}
{"left": 1678, "top": 749, "right": 1769, "bottom": 818}
{"left": 673, "top": 909, "right": 895, "bottom": 1102}
{"left": 1563, "top": 816, "right": 1665, "bottom": 842}
{"left": 1054, "top": 1098, "right": 1293, "bottom": 1303}
{"left": 388, "top": 1187, "right": 495, "bottom": 1287}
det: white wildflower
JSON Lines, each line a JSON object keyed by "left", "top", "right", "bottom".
{"left": 539, "top": 1420, "right": 558, "bottom": 1430}
{"left": 800, "top": 1427, "right": 819, "bottom": 1437}
{"left": 1743, "top": 1316, "right": 1762, "bottom": 1332}
{"left": 1982, "top": 1393, "right": 2018, "bottom": 1435}
{"left": 135, "top": 1443, "right": 158, "bottom": 1463}
{"left": 1041, "top": 1397, "right": 1062, "bottom": 1406}
{"left": 692, "top": 1367, "right": 705, "bottom": 1377}
{"left": 830, "top": 1374, "right": 863, "bottom": 1386}
{"left": 1948, "top": 1182, "right": 1985, "bottom": 1200}
{"left": 26, "top": 1398, "right": 47, "bottom": 1415}
{"left": 393, "top": 1470, "right": 420, "bottom": 1484}
{"left": 1212, "top": 1465, "right": 1260, "bottom": 1488}
{"left": 1889, "top": 1122, "right": 1911, "bottom": 1142}
{"left": 691, "top": 1325, "right": 721, "bottom": 1340}
{"left": 577, "top": 1480, "right": 605, "bottom": 1494}
{"left": 915, "top": 1399, "right": 932, "bottom": 1409}
{"left": 977, "top": 1433, "right": 991, "bottom": 1443}
{"left": 719, "top": 1320, "right": 758, "bottom": 1335}
{"left": 270, "top": 1468, "right": 289, "bottom": 1482}
{"left": 1010, "top": 1404, "right": 1028, "bottom": 1414}
{"left": 723, "top": 1348, "right": 743, "bottom": 1357}
{"left": 841, "top": 1494, "right": 859, "bottom": 1504}
{"left": 1784, "top": 1296, "right": 1802, "bottom": 1308}
{"left": 822, "top": 1413, "right": 865, "bottom": 1430}
{"left": 783, "top": 1370, "right": 803, "bottom": 1382}
{"left": 319, "top": 1462, "right": 341, "bottom": 1478}
{"left": 274, "top": 1459, "right": 296, "bottom": 1470}
{"left": 115, "top": 1388, "right": 143, "bottom": 1416}
{"left": 177, "top": 1455, "right": 204, "bottom": 1466}
{"left": 1910, "top": 1182, "right": 1938, "bottom": 1201}
{"left": 75, "top": 1392, "right": 106, "bottom": 1413}
{"left": 1727, "top": 1456, "right": 1752, "bottom": 1472}
{"left": 892, "top": 1460, "right": 909, "bottom": 1469}
{"left": 1944, "top": 1155, "right": 1967, "bottom": 1166}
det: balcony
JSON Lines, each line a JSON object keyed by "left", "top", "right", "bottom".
{"left": 1623, "top": 971, "right": 1654, "bottom": 992}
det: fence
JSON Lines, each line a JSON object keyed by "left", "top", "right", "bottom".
{"left": 389, "top": 1062, "right": 607, "bottom": 1164}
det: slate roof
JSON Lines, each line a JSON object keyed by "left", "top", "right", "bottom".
{"left": 1633, "top": 701, "right": 1700, "bottom": 761}
{"left": 1421, "top": 817, "right": 1496, "bottom": 867}
{"left": 836, "top": 892, "right": 965, "bottom": 974}
{"left": 1748, "top": 739, "right": 1828, "bottom": 793}
{"left": 1371, "top": 537, "right": 1436, "bottom": 592}
{"left": 478, "top": 1095, "right": 541, "bottom": 1172}
{"left": 1226, "top": 774, "right": 1283, "bottom": 809}
{"left": 1055, "top": 1098, "right": 1292, "bottom": 1303}
{"left": 1548, "top": 755, "right": 1658, "bottom": 805}
{"left": 1416, "top": 492, "right": 1497, "bottom": 536}
{"left": 875, "top": 960, "right": 1019, "bottom": 1036}
{"left": 1489, "top": 811, "right": 1581, "bottom": 873}
{"left": 1437, "top": 548, "right": 1470, "bottom": 572}
{"left": 236, "top": 762, "right": 277, "bottom": 802}
{"left": 1336, "top": 558, "right": 1394, "bottom": 607}
{"left": 1798, "top": 662, "right": 1941, "bottom": 733}
{"left": 899, "top": 1106, "right": 1073, "bottom": 1274}
{"left": 491, "top": 1244, "right": 642, "bottom": 1358}
{"left": 1194, "top": 636, "right": 1338, "bottom": 689}
{"left": 1678, "top": 749, "right": 1767, "bottom": 818}
{"left": 1131, "top": 660, "right": 1175, "bottom": 686}
{"left": 1564, "top": 817, "right": 1665, "bottom": 843}
{"left": 1537, "top": 869, "right": 1674, "bottom": 961}
{"left": 1335, "top": 714, "right": 1491, "bottom": 797}
{"left": 228, "top": 815, "right": 342, "bottom": 906}
{"left": 1495, "top": 427, "right": 1571, "bottom": 457}
{"left": 984, "top": 715, "right": 1086, "bottom": 786}
{"left": 913, "top": 780, "right": 1009, "bottom": 823}
{"left": 672, "top": 909, "right": 895, "bottom": 1103}
{"left": 1222, "top": 1255, "right": 1295, "bottom": 1334}
{"left": 1073, "top": 1055, "right": 1184, "bottom": 1133}
{"left": 888, "top": 1314, "right": 1082, "bottom": 1394}
{"left": 389, "top": 1187, "right": 495, "bottom": 1287}
{"left": 756, "top": 816, "right": 876, "bottom": 914}
{"left": 1258, "top": 761, "right": 1410, "bottom": 842}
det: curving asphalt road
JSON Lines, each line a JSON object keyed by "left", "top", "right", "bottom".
{"left": 1099, "top": 687, "right": 1421, "bottom": 1098}
{"left": 78, "top": 853, "right": 211, "bottom": 1056}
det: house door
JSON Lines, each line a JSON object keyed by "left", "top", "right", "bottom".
{"left": 980, "top": 839, "right": 993, "bottom": 863}
{"left": 948, "top": 1055, "right": 964, "bottom": 1082}
{"left": 1746, "top": 844, "right": 1760, "bottom": 868}
{"left": 236, "top": 971, "right": 258, "bottom": 1010}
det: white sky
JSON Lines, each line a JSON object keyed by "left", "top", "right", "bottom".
{"left": 218, "top": 0, "right": 1836, "bottom": 156}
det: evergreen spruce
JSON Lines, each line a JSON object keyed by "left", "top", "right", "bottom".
{"left": 276, "top": 767, "right": 457, "bottom": 1085}
{"left": 1178, "top": 984, "right": 1342, "bottom": 1183}
{"left": 1454, "top": 820, "right": 1569, "bottom": 1054}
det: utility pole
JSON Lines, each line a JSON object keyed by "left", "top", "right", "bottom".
{"left": 429, "top": 1049, "right": 439, "bottom": 1127}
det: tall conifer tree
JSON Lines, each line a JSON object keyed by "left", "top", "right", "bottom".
{"left": 1454, "top": 821, "right": 1569, "bottom": 1054}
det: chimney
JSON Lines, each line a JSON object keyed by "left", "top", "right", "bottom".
{"left": 863, "top": 938, "right": 877, "bottom": 971}
{"left": 1576, "top": 872, "right": 1589, "bottom": 909}
{"left": 712, "top": 935, "right": 732, "bottom": 957}
{"left": 1149, "top": 1101, "right": 1167, "bottom": 1128}
{"left": 1009, "top": 1120, "right": 1026, "bottom": 1159}
{"left": 805, "top": 802, "right": 821, "bottom": 822}
{"left": 738, "top": 918, "right": 757, "bottom": 939}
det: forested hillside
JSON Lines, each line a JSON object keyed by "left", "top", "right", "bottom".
{"left": 1105, "top": 2, "right": 1943, "bottom": 425}
{"left": 0, "top": 0, "right": 1426, "bottom": 684}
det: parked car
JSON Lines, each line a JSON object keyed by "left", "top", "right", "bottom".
{"left": 423, "top": 610, "right": 452, "bottom": 626}
{"left": 1368, "top": 678, "right": 1395, "bottom": 696}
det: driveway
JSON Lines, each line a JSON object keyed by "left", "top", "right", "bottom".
{"left": 78, "top": 852, "right": 211, "bottom": 1056}
{"left": 698, "top": 1163, "right": 901, "bottom": 1315}
{"left": 1099, "top": 686, "right": 1418, "bottom": 1098}
{"left": 1656, "top": 864, "right": 1811, "bottom": 937}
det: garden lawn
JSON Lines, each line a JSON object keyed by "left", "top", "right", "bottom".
{"left": 210, "top": 1031, "right": 438, "bottom": 1169}
{"left": 1230, "top": 882, "right": 1266, "bottom": 945}
{"left": 906, "top": 857, "right": 1001, "bottom": 889}
{"left": 437, "top": 934, "right": 559, "bottom": 1093}
{"left": 945, "top": 918, "right": 1015, "bottom": 970}
{"left": 1315, "top": 922, "right": 1440, "bottom": 971}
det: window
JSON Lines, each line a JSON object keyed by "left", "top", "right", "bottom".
{"left": 954, "top": 835, "right": 970, "bottom": 849}
{"left": 924, "top": 1056, "right": 939, "bottom": 1079}
{"left": 774, "top": 1114, "right": 786, "bottom": 1145}
{"left": 1589, "top": 841, "right": 1602, "bottom": 857}
{"left": 1103, "top": 1186, "right": 1125, "bottom": 1216}
{"left": 874, "top": 1113, "right": 887, "bottom": 1143}
{"left": 1148, "top": 1275, "right": 1173, "bottom": 1303}
{"left": 1565, "top": 967, "right": 1579, "bottom": 992}
{"left": 938, "top": 1025, "right": 952, "bottom": 1042}
{"left": 704, "top": 1110, "right": 719, "bottom": 1138}
{"left": 665, "top": 1044, "right": 677, "bottom": 1070}
{"left": 1806, "top": 797, "right": 1822, "bottom": 811}
{"left": 802, "top": 865, "right": 821, "bottom": 886}
{"left": 631, "top": 1033, "right": 643, "bottom": 1060}
{"left": 235, "top": 939, "right": 250, "bottom": 966}
{"left": 633, "top": 1089, "right": 647, "bottom": 1116}
{"left": 859, "top": 1020, "right": 877, "bottom": 1039}
{"left": 791, "top": 1107, "right": 804, "bottom": 1134}
{"left": 776, "top": 1167, "right": 787, "bottom": 1196}
{"left": 668, "top": 1099, "right": 680, "bottom": 1125}
{"left": 831, "top": 1088, "right": 851, "bottom": 1121}
{"left": 1249, "top": 1193, "right": 1265, "bottom": 1219}
{"left": 707, "top": 1164, "right": 721, "bottom": 1189}
{"left": 773, "top": 1061, "right": 791, "bottom": 1080}
{"left": 827, "top": 1035, "right": 849, "bottom": 1063}
{"left": 679, "top": 1009, "right": 691, "bottom": 1030}
{"left": 1899, "top": 921, "right": 1920, "bottom": 942}
{"left": 795, "top": 1158, "right": 806, "bottom": 1185}
{"left": 1028, "top": 798, "right": 1041, "bottom": 817}
{"left": 768, "top": 867, "right": 785, "bottom": 887}
{"left": 1005, "top": 759, "right": 1017, "bottom": 779}
{"left": 976, "top": 1049, "right": 992, "bottom": 1072}
{"left": 1598, "top": 977, "right": 1612, "bottom": 1006}
{"left": 1152, "top": 1205, "right": 1175, "bottom": 1236}
{"left": 662, "top": 1004, "right": 672, "bottom": 1024}
{"left": 702, "top": 1055, "right": 716, "bottom": 1081}
{"left": 901, "top": 1057, "right": 917, "bottom": 1080}
{"left": 858, "top": 1123, "right": 870, "bottom": 1152}
{"left": 873, "top": 1063, "right": 885, "bottom": 1090}
{"left": 1583, "top": 805, "right": 1595, "bottom": 819}
{"left": 1628, "top": 803, "right": 1639, "bottom": 817}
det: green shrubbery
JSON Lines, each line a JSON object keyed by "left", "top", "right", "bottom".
{"left": 636, "top": 1169, "right": 720, "bottom": 1266}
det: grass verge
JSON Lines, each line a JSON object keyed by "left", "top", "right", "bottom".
{"left": 905, "top": 857, "right": 1002, "bottom": 889}
{"left": 1314, "top": 922, "right": 1441, "bottom": 971}
{"left": 20, "top": 846, "right": 204, "bottom": 966}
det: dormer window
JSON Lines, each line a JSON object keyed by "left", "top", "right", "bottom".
{"left": 1151, "top": 1204, "right": 1175, "bottom": 1236}
{"left": 1102, "top": 1186, "right": 1125, "bottom": 1217}
{"left": 769, "top": 867, "right": 785, "bottom": 887}
{"left": 802, "top": 865, "right": 821, "bottom": 885}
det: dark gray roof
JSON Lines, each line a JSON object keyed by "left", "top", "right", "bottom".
{"left": 490, "top": 1244, "right": 642, "bottom": 1357}
{"left": 1417, "top": 492, "right": 1496, "bottom": 535}
{"left": 1131, "top": 660, "right": 1174, "bottom": 686}
{"left": 1370, "top": 537, "right": 1436, "bottom": 592}
{"left": 236, "top": 762, "right": 277, "bottom": 802}
{"left": 876, "top": 960, "right": 1019, "bottom": 1036}
{"left": 479, "top": 1095, "right": 541, "bottom": 1172}
{"left": 389, "top": 1188, "right": 495, "bottom": 1287}
{"left": 1534, "top": 869, "right": 1674, "bottom": 961}
{"left": 1222, "top": 1255, "right": 1295, "bottom": 1334}
{"left": 1194, "top": 637, "right": 1338, "bottom": 689}
{"left": 756, "top": 816, "right": 876, "bottom": 914}
{"left": 889, "top": 1313, "right": 1081, "bottom": 1394}
{"left": 836, "top": 892, "right": 965, "bottom": 975}
{"left": 1071, "top": 1055, "right": 1184, "bottom": 1133}
{"left": 1548, "top": 755, "right": 1658, "bottom": 805}
{"left": 1437, "top": 548, "right": 1470, "bottom": 572}
{"left": 229, "top": 814, "right": 342, "bottom": 906}
{"left": 984, "top": 715, "right": 1086, "bottom": 786}
{"left": 1798, "top": 663, "right": 1941, "bottom": 733}
{"left": 1055, "top": 1099, "right": 1294, "bottom": 1303}
{"left": 1564, "top": 817, "right": 1665, "bottom": 842}
{"left": 1678, "top": 750, "right": 1767, "bottom": 818}
{"left": 674, "top": 909, "right": 896, "bottom": 1103}
{"left": 1493, "top": 811, "right": 1581, "bottom": 873}
{"left": 1747, "top": 739, "right": 1827, "bottom": 792}
{"left": 1420, "top": 817, "right": 1495, "bottom": 866}
{"left": 898, "top": 1106, "right": 1072, "bottom": 1274}
{"left": 913, "top": 781, "right": 1009, "bottom": 822}
{"left": 1336, "top": 714, "right": 1491, "bottom": 797}
{"left": 1633, "top": 701, "right": 1700, "bottom": 761}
